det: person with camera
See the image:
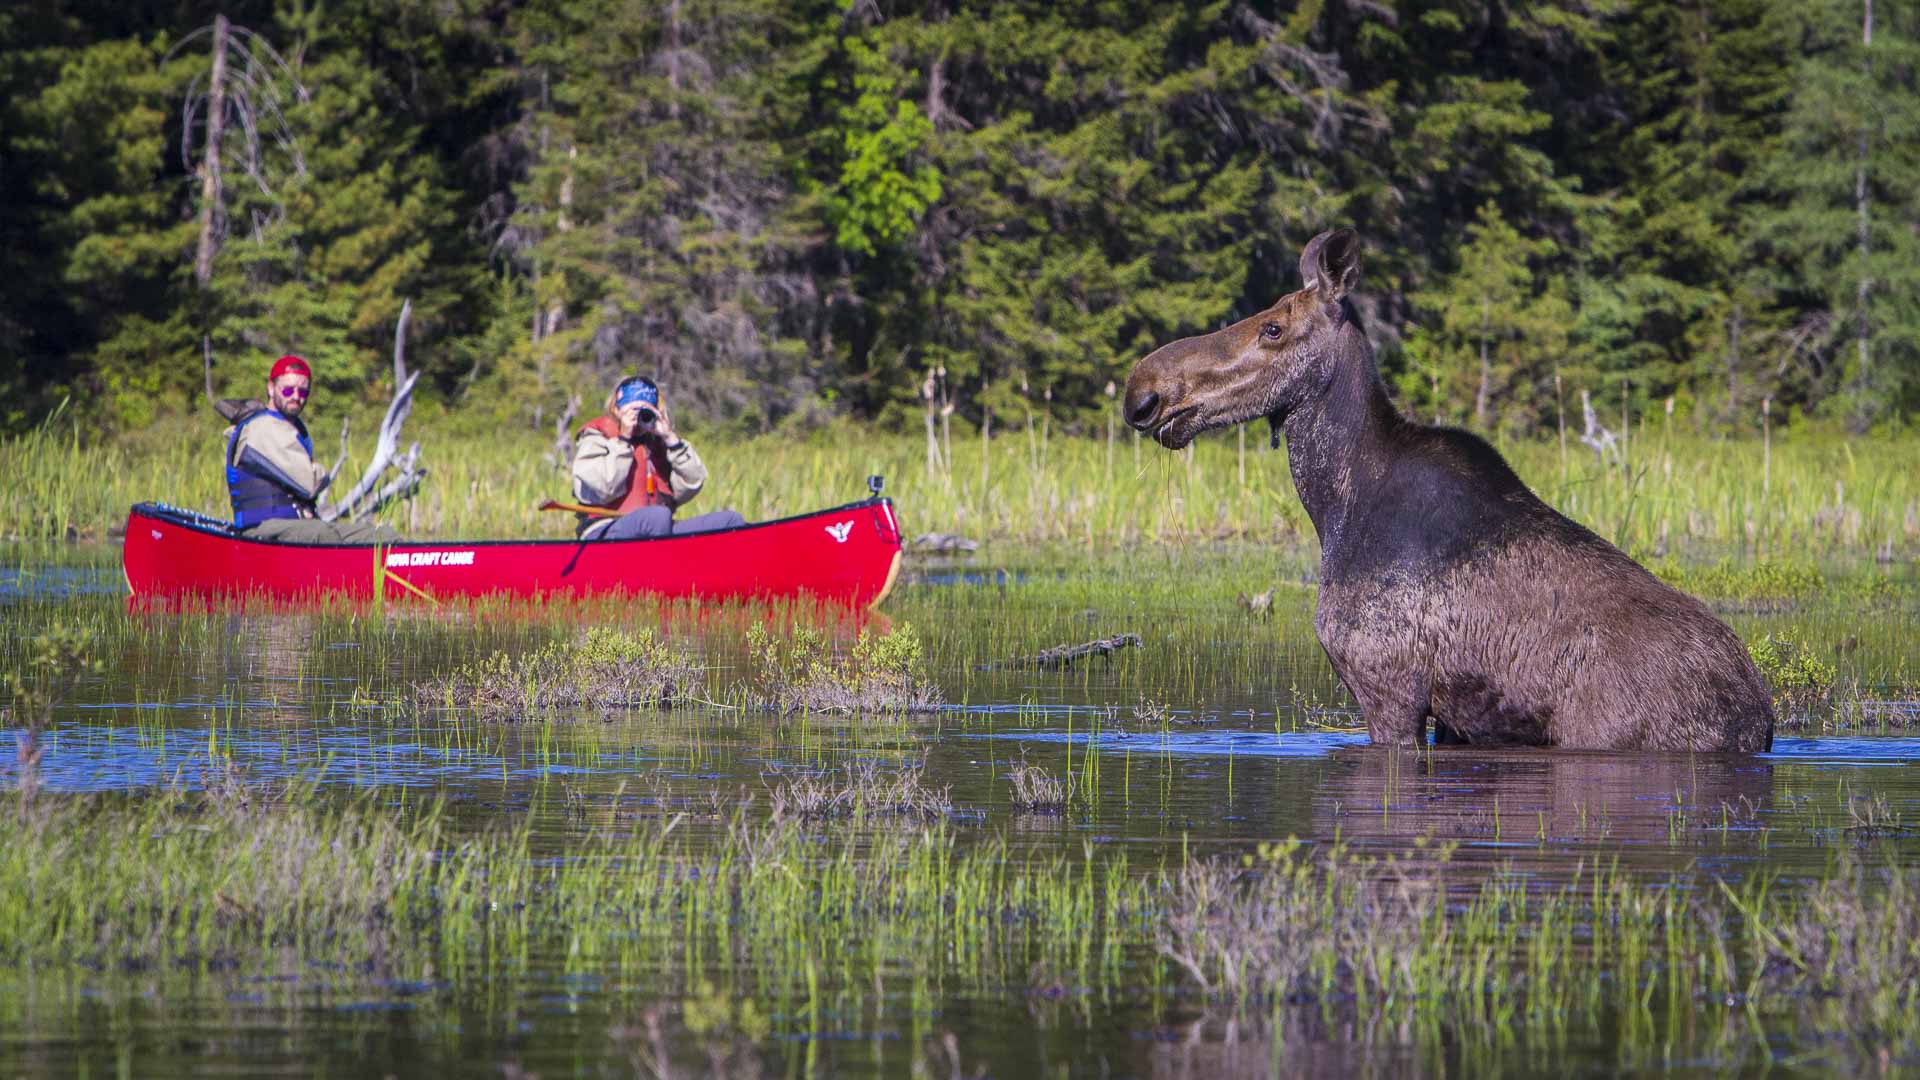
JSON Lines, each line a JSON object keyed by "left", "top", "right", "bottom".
{"left": 569, "top": 375, "right": 746, "bottom": 540}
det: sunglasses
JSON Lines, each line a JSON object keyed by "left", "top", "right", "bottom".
{"left": 278, "top": 384, "right": 310, "bottom": 399}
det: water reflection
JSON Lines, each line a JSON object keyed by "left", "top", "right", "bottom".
{"left": 1311, "top": 745, "right": 1777, "bottom": 877}
{"left": 0, "top": 564, "right": 122, "bottom": 599}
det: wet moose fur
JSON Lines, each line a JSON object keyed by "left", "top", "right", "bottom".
{"left": 1122, "top": 229, "right": 1774, "bottom": 752}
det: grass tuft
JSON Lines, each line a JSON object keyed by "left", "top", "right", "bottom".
{"left": 1007, "top": 757, "right": 1070, "bottom": 813}
{"left": 766, "top": 760, "right": 952, "bottom": 821}
{"left": 413, "top": 626, "right": 701, "bottom": 720}
{"left": 747, "top": 621, "right": 942, "bottom": 713}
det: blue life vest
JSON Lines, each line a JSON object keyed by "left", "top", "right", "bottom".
{"left": 226, "top": 409, "right": 315, "bottom": 528}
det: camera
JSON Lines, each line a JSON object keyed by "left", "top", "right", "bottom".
{"left": 634, "top": 406, "right": 657, "bottom": 426}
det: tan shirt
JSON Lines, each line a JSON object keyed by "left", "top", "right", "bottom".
{"left": 229, "top": 409, "right": 327, "bottom": 506}
{"left": 571, "top": 429, "right": 708, "bottom": 534}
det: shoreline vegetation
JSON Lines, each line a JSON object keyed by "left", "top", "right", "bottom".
{"left": 4, "top": 413, "right": 1920, "bottom": 561}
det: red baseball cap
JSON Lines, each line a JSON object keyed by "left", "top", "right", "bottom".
{"left": 269, "top": 354, "right": 311, "bottom": 381}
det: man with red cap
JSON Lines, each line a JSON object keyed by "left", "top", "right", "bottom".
{"left": 224, "top": 354, "right": 400, "bottom": 543}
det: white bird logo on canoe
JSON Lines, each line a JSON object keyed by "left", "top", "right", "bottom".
{"left": 825, "top": 521, "right": 853, "bottom": 543}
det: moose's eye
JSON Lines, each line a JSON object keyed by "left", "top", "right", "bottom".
{"left": 1259, "top": 321, "right": 1283, "bottom": 341}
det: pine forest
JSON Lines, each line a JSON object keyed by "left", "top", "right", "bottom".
{"left": 3, "top": 0, "right": 1917, "bottom": 439}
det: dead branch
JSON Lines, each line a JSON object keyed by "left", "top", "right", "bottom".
{"left": 203, "top": 335, "right": 218, "bottom": 408}
{"left": 909, "top": 533, "right": 978, "bottom": 554}
{"left": 1579, "top": 390, "right": 1619, "bottom": 462}
{"left": 363, "top": 443, "right": 425, "bottom": 509}
{"left": 547, "top": 393, "right": 581, "bottom": 468}
{"left": 976, "top": 634, "right": 1144, "bottom": 672}
{"left": 322, "top": 301, "right": 426, "bottom": 521}
{"left": 173, "top": 15, "right": 308, "bottom": 286}
{"left": 319, "top": 416, "right": 349, "bottom": 499}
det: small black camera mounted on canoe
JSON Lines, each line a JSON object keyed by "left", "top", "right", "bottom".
{"left": 867, "top": 475, "right": 885, "bottom": 497}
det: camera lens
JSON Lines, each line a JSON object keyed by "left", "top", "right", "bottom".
{"left": 635, "top": 407, "right": 657, "bottom": 425}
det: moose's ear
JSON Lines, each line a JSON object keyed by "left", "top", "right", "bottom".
{"left": 1298, "top": 228, "right": 1361, "bottom": 303}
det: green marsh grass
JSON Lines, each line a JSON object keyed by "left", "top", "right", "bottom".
{"left": 5, "top": 546, "right": 1920, "bottom": 1071}
{"left": 413, "top": 625, "right": 703, "bottom": 720}
{"left": 7, "top": 408, "right": 1920, "bottom": 559}
{"left": 3, "top": 540, "right": 1914, "bottom": 749}
{"left": 5, "top": 784, "right": 1920, "bottom": 1072}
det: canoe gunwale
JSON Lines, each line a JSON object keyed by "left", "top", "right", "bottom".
{"left": 126, "top": 498, "right": 896, "bottom": 552}
{"left": 123, "top": 498, "right": 904, "bottom": 607}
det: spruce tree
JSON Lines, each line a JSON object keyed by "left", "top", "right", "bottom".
{"left": 1407, "top": 202, "right": 1569, "bottom": 433}
{"left": 1747, "top": 0, "right": 1920, "bottom": 428}
{"left": 488, "top": 0, "right": 816, "bottom": 429}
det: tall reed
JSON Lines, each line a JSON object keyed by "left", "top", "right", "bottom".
{"left": 4, "top": 410, "right": 1916, "bottom": 558}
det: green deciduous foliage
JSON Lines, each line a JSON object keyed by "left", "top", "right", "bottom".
{"left": 822, "top": 36, "right": 941, "bottom": 258}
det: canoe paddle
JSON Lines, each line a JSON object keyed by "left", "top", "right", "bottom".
{"left": 537, "top": 499, "right": 623, "bottom": 519}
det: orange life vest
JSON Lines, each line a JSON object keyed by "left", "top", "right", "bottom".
{"left": 579, "top": 415, "right": 676, "bottom": 512}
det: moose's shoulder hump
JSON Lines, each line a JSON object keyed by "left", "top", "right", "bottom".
{"left": 1406, "top": 425, "right": 1531, "bottom": 496}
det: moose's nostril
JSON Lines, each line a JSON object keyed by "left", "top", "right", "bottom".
{"left": 1125, "top": 390, "right": 1161, "bottom": 429}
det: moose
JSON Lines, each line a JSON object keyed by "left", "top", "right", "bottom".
{"left": 1123, "top": 229, "right": 1774, "bottom": 752}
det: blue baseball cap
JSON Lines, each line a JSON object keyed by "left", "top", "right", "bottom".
{"left": 615, "top": 376, "right": 659, "bottom": 409}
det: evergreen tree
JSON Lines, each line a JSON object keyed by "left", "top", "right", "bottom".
{"left": 1406, "top": 201, "right": 1569, "bottom": 433}
{"left": 29, "top": 34, "right": 196, "bottom": 425}
{"left": 1577, "top": 0, "right": 1794, "bottom": 428}
{"left": 1746, "top": 0, "right": 1920, "bottom": 429}
{"left": 202, "top": 1, "right": 478, "bottom": 398}
{"left": 3, "top": 0, "right": 1918, "bottom": 435}
{"left": 0, "top": 5, "right": 87, "bottom": 422}
{"left": 835, "top": 1, "right": 1300, "bottom": 426}
{"left": 488, "top": 0, "right": 818, "bottom": 430}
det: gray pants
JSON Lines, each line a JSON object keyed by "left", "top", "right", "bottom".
{"left": 248, "top": 516, "right": 403, "bottom": 545}
{"left": 601, "top": 506, "right": 746, "bottom": 540}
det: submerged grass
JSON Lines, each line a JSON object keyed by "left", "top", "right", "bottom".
{"left": 4, "top": 785, "right": 1920, "bottom": 1071}
{"left": 765, "top": 759, "right": 953, "bottom": 821}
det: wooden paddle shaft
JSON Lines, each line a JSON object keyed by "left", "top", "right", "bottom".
{"left": 538, "top": 499, "right": 622, "bottom": 519}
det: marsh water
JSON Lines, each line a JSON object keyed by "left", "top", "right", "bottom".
{"left": 4, "top": 543, "right": 1920, "bottom": 1077}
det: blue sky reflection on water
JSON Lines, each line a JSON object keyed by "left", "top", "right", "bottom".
{"left": 0, "top": 723, "right": 640, "bottom": 792}
{"left": 12, "top": 714, "right": 1920, "bottom": 796}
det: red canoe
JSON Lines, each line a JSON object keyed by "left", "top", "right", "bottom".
{"left": 122, "top": 499, "right": 904, "bottom": 608}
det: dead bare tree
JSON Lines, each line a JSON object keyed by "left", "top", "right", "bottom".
{"left": 546, "top": 393, "right": 581, "bottom": 468}
{"left": 172, "top": 14, "right": 309, "bottom": 286}
{"left": 1578, "top": 389, "right": 1620, "bottom": 462}
{"left": 322, "top": 301, "right": 426, "bottom": 521}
